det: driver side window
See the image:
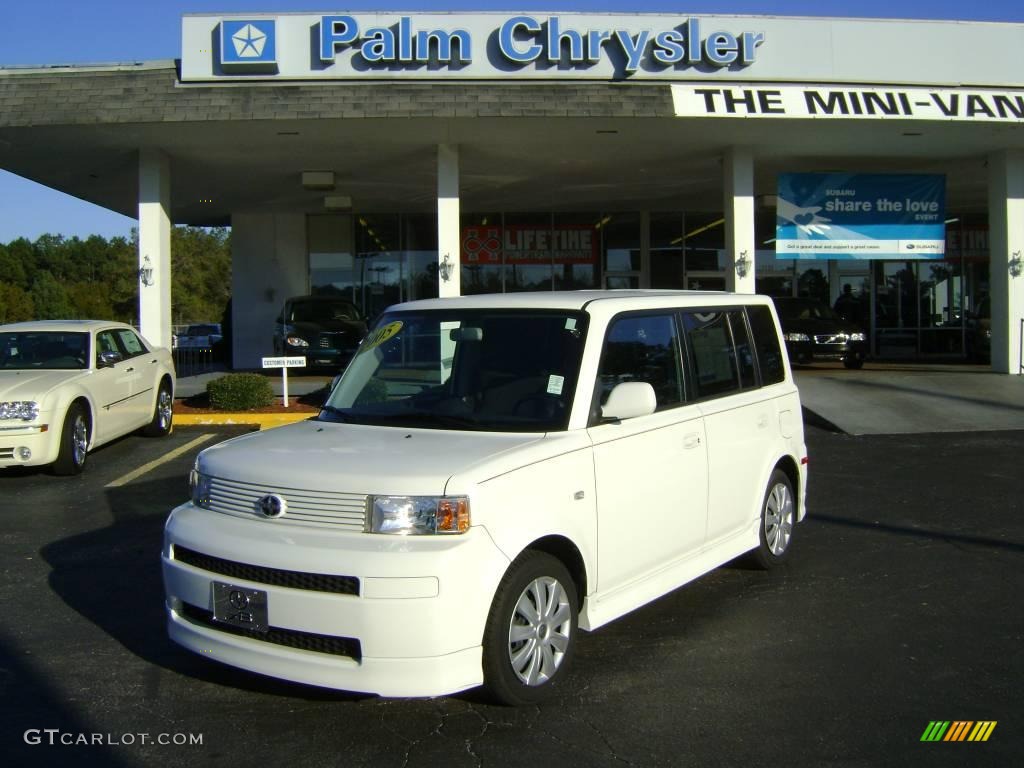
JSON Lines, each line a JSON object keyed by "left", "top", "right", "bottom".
{"left": 95, "top": 331, "right": 122, "bottom": 366}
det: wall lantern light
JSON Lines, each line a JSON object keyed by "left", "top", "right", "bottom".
{"left": 735, "top": 250, "right": 751, "bottom": 278}
{"left": 1009, "top": 251, "right": 1023, "bottom": 278}
{"left": 438, "top": 253, "right": 455, "bottom": 282}
{"left": 138, "top": 255, "right": 155, "bottom": 287}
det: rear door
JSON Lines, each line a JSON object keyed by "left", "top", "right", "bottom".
{"left": 682, "top": 309, "right": 775, "bottom": 544}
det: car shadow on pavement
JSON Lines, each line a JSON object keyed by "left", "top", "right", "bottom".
{"left": 38, "top": 473, "right": 370, "bottom": 703}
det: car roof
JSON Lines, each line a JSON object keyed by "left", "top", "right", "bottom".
{"left": 390, "top": 290, "right": 769, "bottom": 313}
{"left": 0, "top": 319, "right": 138, "bottom": 333}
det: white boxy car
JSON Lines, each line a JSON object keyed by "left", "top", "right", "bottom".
{"left": 163, "top": 291, "right": 807, "bottom": 704}
{"left": 0, "top": 320, "right": 175, "bottom": 475}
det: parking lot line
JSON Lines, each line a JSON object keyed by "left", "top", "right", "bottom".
{"left": 104, "top": 433, "right": 216, "bottom": 488}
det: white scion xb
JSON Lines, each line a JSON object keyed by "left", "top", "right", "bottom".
{"left": 162, "top": 291, "right": 807, "bottom": 704}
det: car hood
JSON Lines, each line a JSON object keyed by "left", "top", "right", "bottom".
{"left": 779, "top": 316, "right": 863, "bottom": 335}
{"left": 0, "top": 369, "right": 88, "bottom": 402}
{"left": 290, "top": 319, "right": 366, "bottom": 336}
{"left": 196, "top": 419, "right": 549, "bottom": 496}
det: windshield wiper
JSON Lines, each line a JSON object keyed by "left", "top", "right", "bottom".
{"left": 317, "top": 405, "right": 354, "bottom": 422}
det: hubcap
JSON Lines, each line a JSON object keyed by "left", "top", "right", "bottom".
{"left": 71, "top": 415, "right": 88, "bottom": 467}
{"left": 157, "top": 388, "right": 172, "bottom": 429}
{"left": 507, "top": 576, "right": 572, "bottom": 687}
{"left": 764, "top": 482, "right": 794, "bottom": 556}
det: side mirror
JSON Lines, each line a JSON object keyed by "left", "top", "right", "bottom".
{"left": 97, "top": 350, "right": 121, "bottom": 369}
{"left": 601, "top": 382, "right": 657, "bottom": 422}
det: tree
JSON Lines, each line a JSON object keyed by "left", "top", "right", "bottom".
{"left": 0, "top": 283, "right": 35, "bottom": 323}
{"left": 29, "top": 270, "right": 73, "bottom": 319}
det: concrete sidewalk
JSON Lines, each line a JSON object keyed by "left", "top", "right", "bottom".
{"left": 794, "top": 362, "right": 1024, "bottom": 435}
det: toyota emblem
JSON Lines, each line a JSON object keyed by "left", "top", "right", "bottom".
{"left": 256, "top": 493, "right": 287, "bottom": 518}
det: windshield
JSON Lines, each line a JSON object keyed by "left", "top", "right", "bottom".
{"left": 289, "top": 300, "right": 361, "bottom": 323}
{"left": 0, "top": 331, "right": 90, "bottom": 370}
{"left": 321, "top": 309, "right": 589, "bottom": 432}
{"left": 774, "top": 298, "right": 841, "bottom": 322}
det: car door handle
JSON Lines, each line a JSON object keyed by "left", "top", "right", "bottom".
{"left": 126, "top": 367, "right": 135, "bottom": 373}
{"left": 683, "top": 433, "right": 701, "bottom": 449}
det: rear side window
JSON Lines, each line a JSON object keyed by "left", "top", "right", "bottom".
{"left": 598, "top": 313, "right": 684, "bottom": 410}
{"left": 747, "top": 305, "right": 785, "bottom": 385}
{"left": 727, "top": 311, "right": 757, "bottom": 388}
{"left": 681, "top": 311, "right": 741, "bottom": 399}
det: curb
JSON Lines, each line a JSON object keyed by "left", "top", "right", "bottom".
{"left": 173, "top": 412, "right": 315, "bottom": 429}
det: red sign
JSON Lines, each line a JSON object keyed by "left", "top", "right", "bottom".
{"left": 462, "top": 225, "right": 597, "bottom": 266}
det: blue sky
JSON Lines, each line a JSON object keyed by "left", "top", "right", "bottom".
{"left": 1, "top": 0, "right": 1021, "bottom": 242}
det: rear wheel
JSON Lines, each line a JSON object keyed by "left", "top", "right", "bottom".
{"left": 144, "top": 381, "right": 173, "bottom": 437}
{"left": 843, "top": 357, "right": 864, "bottom": 370}
{"left": 482, "top": 551, "right": 578, "bottom": 706}
{"left": 750, "top": 469, "right": 796, "bottom": 569}
{"left": 52, "top": 403, "right": 89, "bottom": 476}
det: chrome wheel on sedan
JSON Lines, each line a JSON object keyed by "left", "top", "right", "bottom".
{"left": 483, "top": 551, "right": 578, "bottom": 705}
{"left": 145, "top": 381, "right": 174, "bottom": 437}
{"left": 53, "top": 402, "right": 89, "bottom": 476}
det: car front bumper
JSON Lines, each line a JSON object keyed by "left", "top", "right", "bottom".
{"left": 162, "top": 502, "right": 510, "bottom": 697}
{"left": 0, "top": 419, "right": 59, "bottom": 468}
{"left": 785, "top": 339, "right": 868, "bottom": 364}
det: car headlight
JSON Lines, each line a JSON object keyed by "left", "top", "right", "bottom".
{"left": 286, "top": 336, "right": 309, "bottom": 347}
{"left": 0, "top": 401, "right": 39, "bottom": 421}
{"left": 849, "top": 332, "right": 866, "bottom": 342}
{"left": 369, "top": 495, "right": 470, "bottom": 535}
{"left": 189, "top": 469, "right": 213, "bottom": 509}
{"left": 783, "top": 333, "right": 809, "bottom": 342}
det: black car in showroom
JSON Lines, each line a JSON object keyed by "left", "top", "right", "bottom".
{"left": 772, "top": 297, "right": 868, "bottom": 369}
{"left": 273, "top": 295, "right": 367, "bottom": 368}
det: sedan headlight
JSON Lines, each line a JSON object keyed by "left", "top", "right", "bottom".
{"left": 0, "top": 401, "right": 39, "bottom": 421}
{"left": 783, "top": 333, "right": 810, "bottom": 342}
{"left": 849, "top": 332, "right": 866, "bottom": 342}
{"left": 286, "top": 336, "right": 309, "bottom": 347}
{"left": 189, "top": 469, "right": 213, "bottom": 509}
{"left": 369, "top": 496, "right": 470, "bottom": 535}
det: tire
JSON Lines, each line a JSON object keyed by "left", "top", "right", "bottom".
{"left": 52, "top": 403, "right": 90, "bottom": 476}
{"left": 482, "top": 551, "right": 578, "bottom": 706}
{"left": 749, "top": 469, "right": 796, "bottom": 570}
{"left": 144, "top": 381, "right": 174, "bottom": 437}
{"left": 843, "top": 357, "right": 864, "bottom": 370}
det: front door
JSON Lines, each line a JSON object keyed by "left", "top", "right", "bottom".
{"left": 588, "top": 312, "right": 708, "bottom": 592}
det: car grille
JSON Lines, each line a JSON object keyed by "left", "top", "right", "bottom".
{"left": 814, "top": 333, "right": 851, "bottom": 345}
{"left": 179, "top": 602, "right": 362, "bottom": 660}
{"left": 173, "top": 545, "right": 360, "bottom": 595}
{"left": 317, "top": 331, "right": 356, "bottom": 350}
{"left": 206, "top": 476, "right": 367, "bottom": 530}
{"left": 0, "top": 447, "right": 14, "bottom": 460}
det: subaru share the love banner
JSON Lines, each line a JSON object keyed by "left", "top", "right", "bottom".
{"left": 776, "top": 173, "right": 946, "bottom": 259}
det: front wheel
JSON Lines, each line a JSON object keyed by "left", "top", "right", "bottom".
{"left": 843, "top": 357, "right": 864, "bottom": 370}
{"left": 144, "top": 381, "right": 173, "bottom": 437}
{"left": 52, "top": 403, "right": 89, "bottom": 476}
{"left": 750, "top": 469, "right": 796, "bottom": 569}
{"left": 482, "top": 551, "right": 578, "bottom": 706}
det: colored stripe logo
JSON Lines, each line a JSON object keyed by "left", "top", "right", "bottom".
{"left": 921, "top": 721, "right": 997, "bottom": 742}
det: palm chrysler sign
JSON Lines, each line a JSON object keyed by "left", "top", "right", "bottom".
{"left": 183, "top": 12, "right": 766, "bottom": 81}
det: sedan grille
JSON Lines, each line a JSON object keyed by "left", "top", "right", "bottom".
{"left": 0, "top": 447, "right": 14, "bottom": 459}
{"left": 814, "top": 333, "right": 850, "bottom": 345}
{"left": 206, "top": 476, "right": 367, "bottom": 530}
{"left": 173, "top": 545, "right": 359, "bottom": 595}
{"left": 317, "top": 331, "right": 356, "bottom": 350}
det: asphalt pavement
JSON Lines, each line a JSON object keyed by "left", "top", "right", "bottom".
{"left": 0, "top": 423, "right": 1020, "bottom": 767}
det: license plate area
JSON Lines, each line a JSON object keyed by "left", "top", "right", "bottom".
{"left": 212, "top": 582, "right": 269, "bottom": 634}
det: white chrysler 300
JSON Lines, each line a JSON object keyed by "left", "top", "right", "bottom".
{"left": 0, "top": 320, "right": 175, "bottom": 474}
{"left": 163, "top": 291, "right": 807, "bottom": 704}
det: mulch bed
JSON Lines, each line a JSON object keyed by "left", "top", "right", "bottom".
{"left": 173, "top": 391, "right": 325, "bottom": 415}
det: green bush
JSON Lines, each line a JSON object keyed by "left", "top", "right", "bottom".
{"left": 206, "top": 373, "right": 274, "bottom": 410}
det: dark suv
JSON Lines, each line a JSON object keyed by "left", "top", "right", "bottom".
{"left": 772, "top": 297, "right": 868, "bottom": 369}
{"left": 273, "top": 295, "right": 367, "bottom": 368}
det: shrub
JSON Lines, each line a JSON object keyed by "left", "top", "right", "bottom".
{"left": 206, "top": 373, "right": 274, "bottom": 410}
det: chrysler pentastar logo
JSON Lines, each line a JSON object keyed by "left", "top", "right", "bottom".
{"left": 256, "top": 493, "right": 287, "bottom": 518}
{"left": 232, "top": 24, "right": 267, "bottom": 58}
